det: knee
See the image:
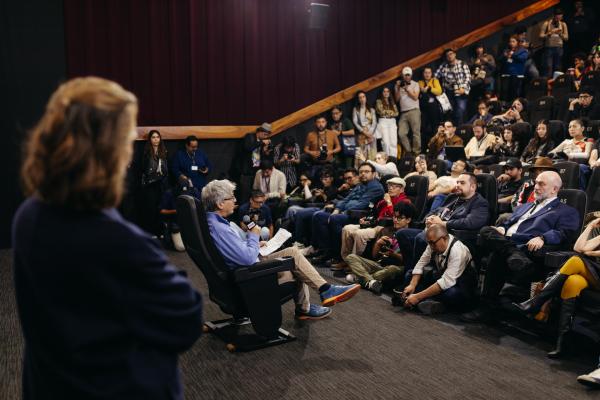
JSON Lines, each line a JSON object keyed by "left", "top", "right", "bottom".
{"left": 346, "top": 254, "right": 360, "bottom": 263}
{"left": 560, "top": 256, "right": 585, "bottom": 275}
{"left": 561, "top": 274, "right": 589, "bottom": 299}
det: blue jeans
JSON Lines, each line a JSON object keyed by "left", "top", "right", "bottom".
{"left": 293, "top": 207, "right": 320, "bottom": 244}
{"left": 403, "top": 268, "right": 474, "bottom": 309}
{"left": 579, "top": 164, "right": 591, "bottom": 190}
{"left": 395, "top": 228, "right": 427, "bottom": 269}
{"left": 447, "top": 93, "right": 468, "bottom": 125}
{"left": 430, "top": 195, "right": 447, "bottom": 212}
{"left": 543, "top": 46, "right": 563, "bottom": 78}
{"left": 311, "top": 211, "right": 350, "bottom": 256}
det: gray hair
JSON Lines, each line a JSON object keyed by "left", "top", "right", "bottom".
{"left": 201, "top": 179, "right": 236, "bottom": 211}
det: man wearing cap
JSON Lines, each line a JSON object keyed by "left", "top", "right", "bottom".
{"left": 497, "top": 158, "right": 524, "bottom": 214}
{"left": 568, "top": 87, "right": 600, "bottom": 121}
{"left": 238, "top": 122, "right": 274, "bottom": 201}
{"left": 395, "top": 66, "right": 422, "bottom": 155}
{"left": 462, "top": 171, "right": 580, "bottom": 322}
{"left": 435, "top": 49, "right": 472, "bottom": 125}
{"left": 333, "top": 177, "right": 411, "bottom": 271}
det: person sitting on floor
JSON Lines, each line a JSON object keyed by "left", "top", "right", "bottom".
{"left": 396, "top": 224, "right": 477, "bottom": 315}
{"left": 461, "top": 171, "right": 580, "bottom": 323}
{"left": 334, "top": 177, "right": 411, "bottom": 271}
{"left": 345, "top": 202, "right": 418, "bottom": 294}
{"left": 396, "top": 172, "right": 489, "bottom": 270}
{"left": 235, "top": 190, "right": 274, "bottom": 241}
{"left": 512, "top": 216, "right": 600, "bottom": 358}
{"left": 202, "top": 179, "right": 361, "bottom": 320}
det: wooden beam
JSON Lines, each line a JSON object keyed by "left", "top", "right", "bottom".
{"left": 136, "top": 0, "right": 558, "bottom": 141}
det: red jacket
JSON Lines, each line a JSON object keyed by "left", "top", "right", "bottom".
{"left": 376, "top": 192, "right": 410, "bottom": 220}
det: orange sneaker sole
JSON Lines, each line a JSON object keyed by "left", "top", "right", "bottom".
{"left": 321, "top": 284, "right": 361, "bottom": 307}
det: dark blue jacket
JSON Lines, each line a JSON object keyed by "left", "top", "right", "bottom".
{"left": 12, "top": 198, "right": 203, "bottom": 400}
{"left": 171, "top": 149, "right": 212, "bottom": 190}
{"left": 336, "top": 179, "right": 385, "bottom": 212}
{"left": 500, "top": 197, "right": 580, "bottom": 245}
{"left": 503, "top": 47, "right": 529, "bottom": 76}
{"left": 430, "top": 193, "right": 490, "bottom": 231}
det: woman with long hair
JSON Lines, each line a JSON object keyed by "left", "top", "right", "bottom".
{"left": 520, "top": 119, "right": 555, "bottom": 164}
{"left": 375, "top": 87, "right": 399, "bottom": 158}
{"left": 352, "top": 90, "right": 377, "bottom": 168}
{"left": 140, "top": 129, "right": 168, "bottom": 236}
{"left": 13, "top": 77, "right": 202, "bottom": 399}
{"left": 500, "top": 35, "right": 528, "bottom": 101}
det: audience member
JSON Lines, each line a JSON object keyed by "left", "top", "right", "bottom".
{"left": 14, "top": 77, "right": 203, "bottom": 398}
{"left": 310, "top": 162, "right": 385, "bottom": 265}
{"left": 236, "top": 190, "right": 274, "bottom": 240}
{"left": 352, "top": 91, "right": 378, "bottom": 167}
{"left": 585, "top": 51, "right": 600, "bottom": 73}
{"left": 285, "top": 171, "right": 338, "bottom": 222}
{"left": 521, "top": 120, "right": 556, "bottom": 164}
{"left": 513, "top": 217, "right": 600, "bottom": 358}
{"left": 500, "top": 35, "right": 529, "bottom": 101}
{"left": 467, "top": 100, "right": 494, "bottom": 125}
{"left": 202, "top": 179, "right": 360, "bottom": 320}
{"left": 539, "top": 8, "right": 569, "bottom": 78}
{"left": 335, "top": 167, "right": 360, "bottom": 199}
{"left": 345, "top": 202, "right": 418, "bottom": 294}
{"left": 567, "top": 87, "right": 600, "bottom": 121}
{"left": 497, "top": 158, "right": 524, "bottom": 213}
{"left": 427, "top": 120, "right": 464, "bottom": 160}
{"left": 514, "top": 25, "right": 540, "bottom": 79}
{"left": 462, "top": 171, "right": 579, "bottom": 323}
{"left": 398, "top": 225, "right": 476, "bottom": 314}
{"left": 469, "top": 43, "right": 496, "bottom": 92}
{"left": 418, "top": 66, "right": 443, "bottom": 147}
{"left": 511, "top": 157, "right": 556, "bottom": 211}
{"left": 405, "top": 154, "right": 438, "bottom": 191}
{"left": 274, "top": 136, "right": 301, "bottom": 190}
{"left": 395, "top": 66, "right": 422, "bottom": 155}
{"left": 549, "top": 119, "right": 592, "bottom": 161}
{"left": 172, "top": 135, "right": 212, "bottom": 192}
{"left": 397, "top": 172, "right": 489, "bottom": 269}
{"left": 303, "top": 115, "right": 342, "bottom": 179}
{"left": 435, "top": 48, "right": 472, "bottom": 125}
{"left": 427, "top": 159, "right": 468, "bottom": 210}
{"left": 238, "top": 123, "right": 273, "bottom": 201}
{"left": 464, "top": 120, "right": 499, "bottom": 161}
{"left": 139, "top": 130, "right": 168, "bottom": 236}
{"left": 252, "top": 159, "right": 287, "bottom": 201}
{"left": 491, "top": 97, "right": 528, "bottom": 126}
{"left": 330, "top": 105, "right": 356, "bottom": 168}
{"left": 375, "top": 87, "right": 399, "bottom": 157}
{"left": 359, "top": 151, "right": 399, "bottom": 177}
{"left": 335, "top": 177, "right": 410, "bottom": 271}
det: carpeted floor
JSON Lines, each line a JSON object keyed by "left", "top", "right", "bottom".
{"left": 1, "top": 248, "right": 598, "bottom": 400}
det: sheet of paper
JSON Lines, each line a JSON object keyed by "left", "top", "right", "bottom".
{"left": 259, "top": 228, "right": 292, "bottom": 256}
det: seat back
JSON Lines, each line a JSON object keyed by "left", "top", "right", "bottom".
{"left": 431, "top": 159, "right": 448, "bottom": 177}
{"left": 586, "top": 167, "right": 600, "bottom": 212}
{"left": 487, "top": 164, "right": 504, "bottom": 178}
{"left": 554, "top": 161, "right": 580, "bottom": 190}
{"left": 529, "top": 96, "right": 554, "bottom": 126}
{"left": 475, "top": 173, "right": 498, "bottom": 225}
{"left": 548, "top": 120, "right": 566, "bottom": 143}
{"left": 521, "top": 165, "right": 533, "bottom": 181}
{"left": 584, "top": 119, "right": 600, "bottom": 141}
{"left": 581, "top": 71, "right": 600, "bottom": 96}
{"left": 397, "top": 155, "right": 415, "bottom": 178}
{"left": 404, "top": 175, "right": 428, "bottom": 219}
{"left": 556, "top": 92, "right": 579, "bottom": 123}
{"left": 176, "top": 195, "right": 244, "bottom": 315}
{"left": 526, "top": 77, "right": 548, "bottom": 104}
{"left": 557, "top": 189, "right": 587, "bottom": 239}
{"left": 511, "top": 121, "right": 532, "bottom": 145}
{"left": 552, "top": 74, "right": 576, "bottom": 103}
{"left": 457, "top": 124, "right": 473, "bottom": 143}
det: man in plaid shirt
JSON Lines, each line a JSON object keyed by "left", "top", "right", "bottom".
{"left": 435, "top": 48, "right": 471, "bottom": 125}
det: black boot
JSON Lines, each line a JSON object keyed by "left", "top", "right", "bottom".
{"left": 547, "top": 298, "right": 577, "bottom": 359}
{"left": 512, "top": 272, "right": 568, "bottom": 315}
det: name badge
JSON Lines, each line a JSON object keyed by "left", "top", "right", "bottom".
{"left": 191, "top": 165, "right": 199, "bottom": 171}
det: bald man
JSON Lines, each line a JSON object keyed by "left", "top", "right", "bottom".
{"left": 462, "top": 171, "right": 580, "bottom": 322}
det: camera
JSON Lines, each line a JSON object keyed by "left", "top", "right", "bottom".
{"left": 318, "top": 143, "right": 328, "bottom": 160}
{"left": 399, "top": 80, "right": 408, "bottom": 88}
{"left": 379, "top": 243, "right": 391, "bottom": 253}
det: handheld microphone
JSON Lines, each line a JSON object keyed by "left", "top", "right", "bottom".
{"left": 242, "top": 215, "right": 256, "bottom": 231}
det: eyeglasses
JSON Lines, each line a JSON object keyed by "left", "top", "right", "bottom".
{"left": 343, "top": 176, "right": 354, "bottom": 181}
{"left": 358, "top": 169, "right": 372, "bottom": 174}
{"left": 224, "top": 196, "right": 236, "bottom": 202}
{"left": 427, "top": 236, "right": 445, "bottom": 246}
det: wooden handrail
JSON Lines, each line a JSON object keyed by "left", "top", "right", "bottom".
{"left": 136, "top": 0, "right": 558, "bottom": 141}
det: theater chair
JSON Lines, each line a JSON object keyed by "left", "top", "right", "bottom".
{"left": 529, "top": 96, "right": 555, "bottom": 126}
{"left": 554, "top": 161, "right": 580, "bottom": 190}
{"left": 586, "top": 168, "right": 600, "bottom": 212}
{"left": 548, "top": 120, "right": 566, "bottom": 143}
{"left": 526, "top": 77, "right": 548, "bottom": 104}
{"left": 176, "top": 195, "right": 297, "bottom": 352}
{"left": 397, "top": 155, "right": 415, "bottom": 178}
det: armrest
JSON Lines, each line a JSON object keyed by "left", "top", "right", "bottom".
{"left": 348, "top": 209, "right": 370, "bottom": 221}
{"left": 233, "top": 256, "right": 294, "bottom": 282}
{"left": 544, "top": 250, "right": 578, "bottom": 271}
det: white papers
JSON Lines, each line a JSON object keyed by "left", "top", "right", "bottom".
{"left": 259, "top": 228, "right": 292, "bottom": 256}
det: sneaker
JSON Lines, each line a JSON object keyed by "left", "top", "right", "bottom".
{"left": 320, "top": 284, "right": 361, "bottom": 307}
{"left": 417, "top": 300, "right": 446, "bottom": 315}
{"left": 345, "top": 274, "right": 356, "bottom": 283}
{"left": 301, "top": 245, "right": 316, "bottom": 256}
{"left": 577, "top": 367, "right": 600, "bottom": 388}
{"left": 295, "top": 304, "right": 332, "bottom": 320}
{"left": 366, "top": 280, "right": 382, "bottom": 295}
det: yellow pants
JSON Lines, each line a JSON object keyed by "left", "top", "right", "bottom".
{"left": 559, "top": 256, "right": 600, "bottom": 299}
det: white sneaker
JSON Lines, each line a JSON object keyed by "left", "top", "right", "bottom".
{"left": 577, "top": 367, "right": 600, "bottom": 388}
{"left": 292, "top": 241, "right": 305, "bottom": 249}
{"left": 345, "top": 274, "right": 356, "bottom": 283}
{"left": 301, "top": 245, "right": 316, "bottom": 256}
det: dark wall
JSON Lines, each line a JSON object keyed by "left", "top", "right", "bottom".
{"left": 63, "top": 0, "right": 536, "bottom": 126}
{"left": 0, "top": 0, "right": 66, "bottom": 248}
